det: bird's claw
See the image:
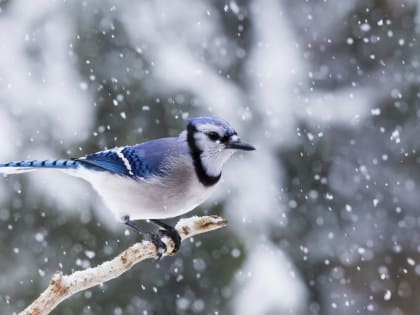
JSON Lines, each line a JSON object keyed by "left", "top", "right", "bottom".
{"left": 148, "top": 232, "right": 167, "bottom": 261}
{"left": 147, "top": 228, "right": 182, "bottom": 261}
{"left": 123, "top": 217, "right": 181, "bottom": 261}
{"left": 159, "top": 228, "right": 182, "bottom": 255}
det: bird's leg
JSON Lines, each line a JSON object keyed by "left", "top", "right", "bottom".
{"left": 150, "top": 219, "right": 182, "bottom": 254}
{"left": 122, "top": 216, "right": 167, "bottom": 260}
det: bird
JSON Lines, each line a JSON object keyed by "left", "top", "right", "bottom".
{"left": 0, "top": 116, "right": 255, "bottom": 258}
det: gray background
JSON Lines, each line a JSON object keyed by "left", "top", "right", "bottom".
{"left": 0, "top": 0, "right": 419, "bottom": 314}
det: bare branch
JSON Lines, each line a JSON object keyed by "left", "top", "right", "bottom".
{"left": 19, "top": 215, "right": 228, "bottom": 315}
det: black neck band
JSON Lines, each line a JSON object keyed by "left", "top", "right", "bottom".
{"left": 187, "top": 124, "right": 221, "bottom": 187}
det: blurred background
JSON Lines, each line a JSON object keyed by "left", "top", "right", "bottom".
{"left": 0, "top": 0, "right": 420, "bottom": 314}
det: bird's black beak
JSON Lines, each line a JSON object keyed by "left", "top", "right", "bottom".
{"left": 226, "top": 138, "right": 256, "bottom": 151}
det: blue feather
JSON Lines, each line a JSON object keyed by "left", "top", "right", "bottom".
{"left": 131, "top": 138, "right": 178, "bottom": 175}
{"left": 77, "top": 138, "right": 179, "bottom": 179}
{"left": 0, "top": 159, "right": 79, "bottom": 174}
{"left": 0, "top": 159, "right": 79, "bottom": 169}
{"left": 187, "top": 116, "right": 236, "bottom": 135}
{"left": 0, "top": 137, "right": 182, "bottom": 179}
{"left": 77, "top": 149, "right": 134, "bottom": 176}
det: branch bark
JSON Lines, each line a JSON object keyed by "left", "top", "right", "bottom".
{"left": 19, "top": 215, "right": 228, "bottom": 315}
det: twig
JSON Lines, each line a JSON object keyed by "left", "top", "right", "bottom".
{"left": 19, "top": 215, "right": 228, "bottom": 315}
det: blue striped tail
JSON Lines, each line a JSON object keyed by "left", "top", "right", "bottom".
{"left": 0, "top": 159, "right": 80, "bottom": 174}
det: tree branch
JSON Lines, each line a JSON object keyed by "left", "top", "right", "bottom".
{"left": 19, "top": 215, "right": 228, "bottom": 315}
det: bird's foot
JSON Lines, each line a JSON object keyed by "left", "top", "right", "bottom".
{"left": 147, "top": 232, "right": 168, "bottom": 261}
{"left": 158, "top": 227, "right": 182, "bottom": 255}
{"left": 150, "top": 219, "right": 182, "bottom": 255}
{"left": 123, "top": 216, "right": 167, "bottom": 261}
{"left": 123, "top": 216, "right": 181, "bottom": 260}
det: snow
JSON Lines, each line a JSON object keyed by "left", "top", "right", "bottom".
{"left": 0, "top": 0, "right": 420, "bottom": 314}
{"left": 233, "top": 245, "right": 307, "bottom": 314}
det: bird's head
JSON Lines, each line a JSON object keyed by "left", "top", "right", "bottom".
{"left": 185, "top": 116, "right": 255, "bottom": 183}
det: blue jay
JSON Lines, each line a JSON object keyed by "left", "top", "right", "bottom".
{"left": 0, "top": 116, "right": 255, "bottom": 257}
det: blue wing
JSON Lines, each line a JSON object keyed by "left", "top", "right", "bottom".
{"left": 77, "top": 137, "right": 179, "bottom": 179}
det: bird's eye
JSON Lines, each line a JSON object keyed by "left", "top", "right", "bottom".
{"left": 207, "top": 132, "right": 220, "bottom": 141}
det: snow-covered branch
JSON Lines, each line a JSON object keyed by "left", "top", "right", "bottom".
{"left": 19, "top": 215, "right": 228, "bottom": 315}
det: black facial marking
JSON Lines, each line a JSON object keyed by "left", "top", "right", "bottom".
{"left": 221, "top": 134, "right": 230, "bottom": 143}
{"left": 207, "top": 131, "right": 220, "bottom": 142}
{"left": 187, "top": 123, "right": 221, "bottom": 187}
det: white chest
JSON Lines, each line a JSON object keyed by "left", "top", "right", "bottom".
{"left": 74, "top": 157, "right": 219, "bottom": 220}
